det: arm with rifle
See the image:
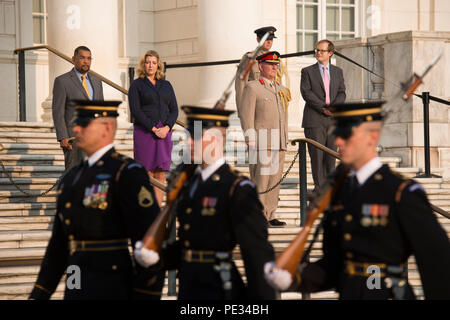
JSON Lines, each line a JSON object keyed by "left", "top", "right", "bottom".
{"left": 264, "top": 164, "right": 350, "bottom": 292}
{"left": 234, "top": 32, "right": 270, "bottom": 110}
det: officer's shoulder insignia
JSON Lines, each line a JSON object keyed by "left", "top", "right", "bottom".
{"left": 111, "top": 152, "right": 129, "bottom": 162}
{"left": 127, "top": 162, "right": 143, "bottom": 170}
{"left": 138, "top": 186, "right": 154, "bottom": 208}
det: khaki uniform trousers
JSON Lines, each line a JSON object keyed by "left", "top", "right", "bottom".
{"left": 249, "top": 149, "right": 285, "bottom": 221}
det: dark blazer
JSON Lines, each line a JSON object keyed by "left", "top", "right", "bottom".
{"left": 52, "top": 68, "right": 104, "bottom": 141}
{"left": 128, "top": 78, "right": 178, "bottom": 132}
{"left": 301, "top": 63, "right": 346, "bottom": 128}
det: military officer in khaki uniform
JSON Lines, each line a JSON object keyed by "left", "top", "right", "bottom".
{"left": 235, "top": 26, "right": 289, "bottom": 110}
{"left": 238, "top": 51, "right": 289, "bottom": 227}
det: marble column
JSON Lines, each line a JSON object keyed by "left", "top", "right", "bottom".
{"left": 42, "top": 0, "right": 124, "bottom": 122}
{"left": 196, "top": 0, "right": 261, "bottom": 108}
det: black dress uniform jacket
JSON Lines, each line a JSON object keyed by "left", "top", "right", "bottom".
{"left": 293, "top": 164, "right": 450, "bottom": 299}
{"left": 29, "top": 148, "right": 165, "bottom": 300}
{"left": 162, "top": 163, "right": 276, "bottom": 300}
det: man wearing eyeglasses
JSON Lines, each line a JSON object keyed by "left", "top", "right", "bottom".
{"left": 52, "top": 46, "right": 104, "bottom": 169}
{"left": 300, "top": 39, "right": 346, "bottom": 191}
{"left": 30, "top": 100, "right": 164, "bottom": 300}
{"left": 264, "top": 101, "right": 450, "bottom": 299}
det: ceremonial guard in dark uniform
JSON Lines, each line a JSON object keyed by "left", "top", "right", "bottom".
{"left": 135, "top": 106, "right": 277, "bottom": 300}
{"left": 265, "top": 101, "right": 450, "bottom": 299}
{"left": 29, "top": 100, "right": 165, "bottom": 300}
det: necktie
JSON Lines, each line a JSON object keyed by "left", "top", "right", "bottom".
{"left": 81, "top": 75, "right": 91, "bottom": 99}
{"left": 323, "top": 66, "right": 330, "bottom": 105}
{"left": 189, "top": 172, "right": 202, "bottom": 198}
{"left": 72, "top": 160, "right": 88, "bottom": 185}
{"left": 349, "top": 175, "right": 359, "bottom": 195}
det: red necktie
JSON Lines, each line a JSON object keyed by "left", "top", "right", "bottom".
{"left": 323, "top": 66, "right": 330, "bottom": 105}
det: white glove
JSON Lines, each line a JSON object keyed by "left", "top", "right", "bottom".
{"left": 134, "top": 241, "right": 160, "bottom": 268}
{"left": 264, "top": 261, "right": 293, "bottom": 291}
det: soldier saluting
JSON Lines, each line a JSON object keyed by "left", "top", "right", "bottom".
{"left": 264, "top": 101, "right": 450, "bottom": 299}
{"left": 29, "top": 100, "right": 164, "bottom": 300}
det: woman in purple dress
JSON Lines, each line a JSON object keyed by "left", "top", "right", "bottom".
{"left": 128, "top": 50, "right": 178, "bottom": 206}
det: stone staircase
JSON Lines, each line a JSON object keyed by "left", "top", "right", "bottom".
{"left": 0, "top": 121, "right": 449, "bottom": 300}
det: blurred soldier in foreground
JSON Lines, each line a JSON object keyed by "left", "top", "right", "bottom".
{"left": 135, "top": 106, "right": 277, "bottom": 300}
{"left": 264, "top": 101, "right": 450, "bottom": 299}
{"left": 29, "top": 100, "right": 164, "bottom": 300}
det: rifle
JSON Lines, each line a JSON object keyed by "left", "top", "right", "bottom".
{"left": 213, "top": 31, "right": 270, "bottom": 111}
{"left": 274, "top": 164, "right": 350, "bottom": 277}
{"left": 140, "top": 164, "right": 196, "bottom": 252}
{"left": 401, "top": 51, "right": 442, "bottom": 101}
{"left": 238, "top": 32, "right": 270, "bottom": 81}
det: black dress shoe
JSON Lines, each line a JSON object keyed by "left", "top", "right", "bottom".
{"left": 268, "top": 219, "right": 287, "bottom": 227}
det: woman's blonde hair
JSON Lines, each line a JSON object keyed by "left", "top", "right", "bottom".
{"left": 136, "top": 50, "right": 165, "bottom": 80}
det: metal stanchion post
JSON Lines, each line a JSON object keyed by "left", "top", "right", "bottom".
{"left": 18, "top": 51, "right": 26, "bottom": 121}
{"left": 167, "top": 219, "right": 177, "bottom": 296}
{"left": 416, "top": 92, "right": 441, "bottom": 178}
{"left": 298, "top": 140, "right": 310, "bottom": 300}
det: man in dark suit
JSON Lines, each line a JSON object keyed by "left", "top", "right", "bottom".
{"left": 301, "top": 39, "right": 346, "bottom": 190}
{"left": 52, "top": 46, "right": 104, "bottom": 169}
{"left": 134, "top": 106, "right": 277, "bottom": 300}
{"left": 30, "top": 100, "right": 164, "bottom": 300}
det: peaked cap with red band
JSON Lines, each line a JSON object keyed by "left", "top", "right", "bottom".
{"left": 256, "top": 51, "right": 281, "bottom": 64}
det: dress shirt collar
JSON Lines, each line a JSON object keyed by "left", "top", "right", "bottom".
{"left": 74, "top": 67, "right": 89, "bottom": 80}
{"left": 199, "top": 157, "right": 226, "bottom": 182}
{"left": 85, "top": 143, "right": 114, "bottom": 167}
{"left": 352, "top": 156, "right": 382, "bottom": 186}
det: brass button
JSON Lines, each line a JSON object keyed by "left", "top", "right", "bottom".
{"left": 345, "top": 214, "right": 353, "bottom": 222}
{"left": 344, "top": 233, "right": 352, "bottom": 241}
{"left": 331, "top": 220, "right": 337, "bottom": 227}
{"left": 68, "top": 235, "right": 74, "bottom": 240}
{"left": 65, "top": 219, "right": 71, "bottom": 226}
{"left": 186, "top": 208, "right": 192, "bottom": 214}
{"left": 65, "top": 202, "right": 71, "bottom": 209}
{"left": 184, "top": 240, "right": 190, "bottom": 247}
{"left": 112, "top": 265, "right": 118, "bottom": 271}
{"left": 184, "top": 224, "right": 190, "bottom": 231}
{"left": 346, "top": 252, "right": 354, "bottom": 259}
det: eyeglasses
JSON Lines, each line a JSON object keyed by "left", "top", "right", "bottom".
{"left": 315, "top": 49, "right": 330, "bottom": 54}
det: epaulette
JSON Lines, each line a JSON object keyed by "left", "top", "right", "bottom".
{"left": 111, "top": 152, "right": 129, "bottom": 163}
{"left": 395, "top": 179, "right": 413, "bottom": 203}
{"left": 111, "top": 152, "right": 131, "bottom": 182}
{"left": 259, "top": 78, "right": 265, "bottom": 85}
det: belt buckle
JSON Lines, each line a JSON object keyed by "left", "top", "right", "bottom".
{"left": 185, "top": 250, "right": 192, "bottom": 262}
{"left": 346, "top": 261, "right": 356, "bottom": 276}
{"left": 69, "top": 240, "right": 77, "bottom": 256}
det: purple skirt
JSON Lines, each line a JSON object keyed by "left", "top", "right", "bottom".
{"left": 133, "top": 122, "right": 173, "bottom": 171}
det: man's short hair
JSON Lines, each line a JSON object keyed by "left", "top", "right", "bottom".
{"left": 316, "top": 39, "right": 335, "bottom": 53}
{"left": 74, "top": 46, "right": 91, "bottom": 57}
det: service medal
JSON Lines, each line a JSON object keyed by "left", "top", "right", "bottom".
{"left": 361, "top": 217, "right": 372, "bottom": 227}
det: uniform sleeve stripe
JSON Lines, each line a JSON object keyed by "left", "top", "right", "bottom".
{"left": 133, "top": 288, "right": 161, "bottom": 296}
